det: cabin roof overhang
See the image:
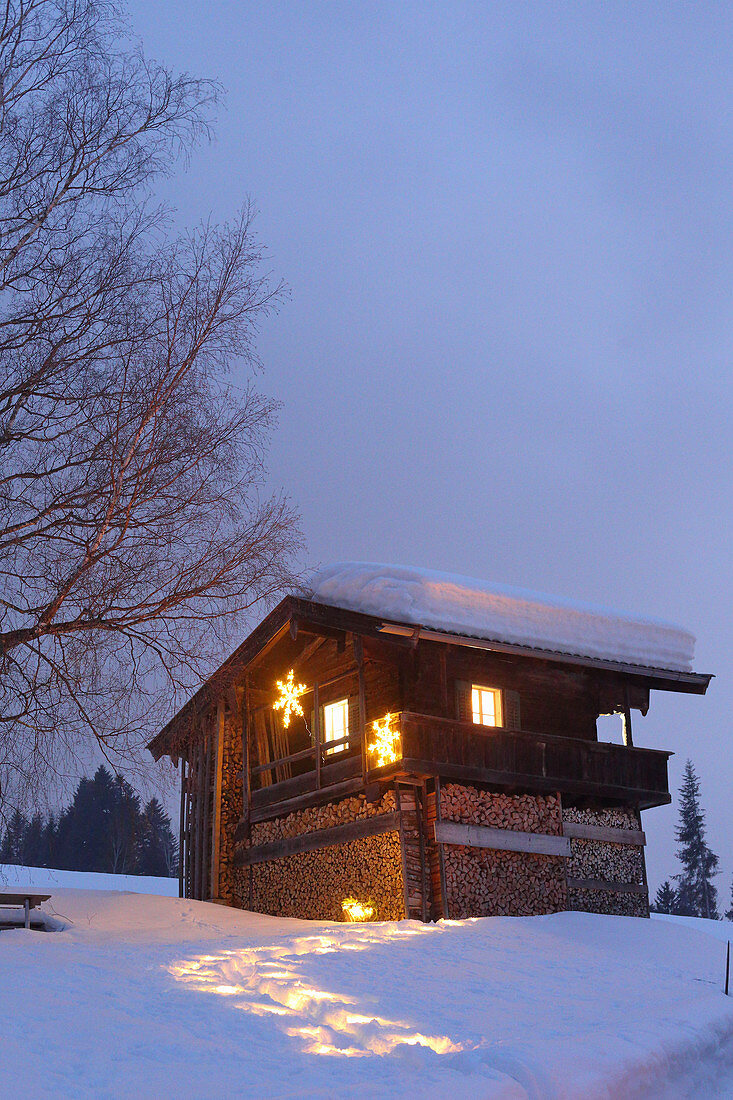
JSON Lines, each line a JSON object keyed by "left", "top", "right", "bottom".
{"left": 148, "top": 595, "right": 712, "bottom": 760}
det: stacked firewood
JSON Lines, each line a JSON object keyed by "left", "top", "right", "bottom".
{"left": 232, "top": 831, "right": 405, "bottom": 922}
{"left": 216, "top": 713, "right": 243, "bottom": 904}
{"left": 444, "top": 848, "right": 567, "bottom": 918}
{"left": 440, "top": 784, "right": 563, "bottom": 835}
{"left": 438, "top": 784, "right": 566, "bottom": 917}
{"left": 248, "top": 791, "right": 397, "bottom": 847}
{"left": 567, "top": 888, "right": 647, "bottom": 918}
{"left": 563, "top": 805, "right": 639, "bottom": 830}
{"left": 563, "top": 805, "right": 647, "bottom": 916}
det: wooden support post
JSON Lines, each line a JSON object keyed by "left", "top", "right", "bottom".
{"left": 313, "top": 680, "right": 321, "bottom": 790}
{"left": 439, "top": 649, "right": 448, "bottom": 715}
{"left": 24, "top": 897, "right": 30, "bottom": 929}
{"left": 354, "top": 635, "right": 367, "bottom": 781}
{"left": 178, "top": 755, "right": 186, "bottom": 899}
{"left": 210, "top": 701, "right": 226, "bottom": 900}
{"left": 726, "top": 941, "right": 730, "bottom": 996}
{"left": 622, "top": 682, "right": 634, "bottom": 747}
{"left": 183, "top": 744, "right": 191, "bottom": 898}
{"left": 202, "top": 724, "right": 213, "bottom": 899}
{"left": 194, "top": 732, "right": 205, "bottom": 901}
{"left": 242, "top": 677, "right": 250, "bottom": 824}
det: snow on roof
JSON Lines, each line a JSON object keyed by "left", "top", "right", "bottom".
{"left": 309, "top": 562, "right": 696, "bottom": 673}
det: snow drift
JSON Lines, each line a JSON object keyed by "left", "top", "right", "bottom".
{"left": 310, "top": 562, "right": 697, "bottom": 672}
{"left": 2, "top": 888, "right": 733, "bottom": 1097}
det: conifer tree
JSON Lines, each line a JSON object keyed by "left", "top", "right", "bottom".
{"left": 0, "top": 808, "right": 26, "bottom": 863}
{"left": 674, "top": 759, "right": 719, "bottom": 919}
{"left": 651, "top": 880, "right": 678, "bottom": 914}
{"left": 137, "top": 799, "right": 179, "bottom": 878}
{"left": 725, "top": 878, "right": 733, "bottom": 922}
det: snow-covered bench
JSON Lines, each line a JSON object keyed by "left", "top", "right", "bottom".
{"left": 0, "top": 891, "right": 51, "bottom": 929}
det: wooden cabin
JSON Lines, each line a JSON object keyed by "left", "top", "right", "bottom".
{"left": 148, "top": 565, "right": 711, "bottom": 922}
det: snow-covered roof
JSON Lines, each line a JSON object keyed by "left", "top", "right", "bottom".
{"left": 309, "top": 563, "right": 696, "bottom": 673}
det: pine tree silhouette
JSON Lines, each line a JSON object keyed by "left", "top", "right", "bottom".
{"left": 137, "top": 799, "right": 178, "bottom": 877}
{"left": 651, "top": 880, "right": 678, "bottom": 914}
{"left": 0, "top": 809, "right": 27, "bottom": 863}
{"left": 674, "top": 759, "right": 719, "bottom": 919}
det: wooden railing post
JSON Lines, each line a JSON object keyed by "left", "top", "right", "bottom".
{"left": 313, "top": 680, "right": 321, "bottom": 789}
{"left": 178, "top": 755, "right": 186, "bottom": 899}
{"left": 355, "top": 635, "right": 367, "bottom": 781}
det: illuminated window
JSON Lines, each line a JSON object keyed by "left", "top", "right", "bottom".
{"left": 471, "top": 685, "right": 502, "bottom": 727}
{"left": 323, "top": 698, "right": 349, "bottom": 755}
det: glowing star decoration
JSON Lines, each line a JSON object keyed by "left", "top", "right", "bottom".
{"left": 341, "top": 897, "right": 375, "bottom": 922}
{"left": 367, "top": 712, "right": 401, "bottom": 768}
{"left": 273, "top": 669, "right": 307, "bottom": 728}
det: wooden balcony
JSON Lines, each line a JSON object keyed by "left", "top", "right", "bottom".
{"left": 390, "top": 712, "right": 671, "bottom": 809}
{"left": 247, "top": 711, "right": 671, "bottom": 822}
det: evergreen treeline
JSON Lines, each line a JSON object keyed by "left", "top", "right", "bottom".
{"left": 0, "top": 766, "right": 178, "bottom": 877}
{"left": 651, "top": 759, "right": 723, "bottom": 919}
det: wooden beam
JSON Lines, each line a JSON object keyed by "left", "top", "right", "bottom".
{"left": 567, "top": 876, "right": 647, "bottom": 895}
{"left": 563, "top": 822, "right": 646, "bottom": 846}
{"left": 623, "top": 681, "right": 634, "bottom": 747}
{"left": 202, "top": 722, "right": 213, "bottom": 899}
{"left": 178, "top": 755, "right": 186, "bottom": 899}
{"left": 434, "top": 820, "right": 571, "bottom": 857}
{"left": 242, "top": 676, "right": 250, "bottom": 822}
{"left": 355, "top": 635, "right": 367, "bottom": 782}
{"left": 234, "top": 812, "right": 401, "bottom": 866}
{"left": 210, "top": 702, "right": 226, "bottom": 899}
{"left": 395, "top": 756, "right": 671, "bottom": 810}
{"left": 314, "top": 680, "right": 321, "bottom": 790}
{"left": 249, "top": 777, "right": 365, "bottom": 823}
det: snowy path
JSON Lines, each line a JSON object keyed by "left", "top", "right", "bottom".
{"left": 3, "top": 889, "right": 733, "bottom": 1098}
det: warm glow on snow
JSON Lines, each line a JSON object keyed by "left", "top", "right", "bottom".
{"left": 168, "top": 924, "right": 465, "bottom": 1059}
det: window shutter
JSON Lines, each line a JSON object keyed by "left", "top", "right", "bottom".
{"left": 455, "top": 680, "right": 472, "bottom": 722}
{"left": 503, "top": 690, "right": 521, "bottom": 730}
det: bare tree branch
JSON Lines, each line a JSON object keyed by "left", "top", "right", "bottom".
{"left": 0, "top": 1, "right": 302, "bottom": 808}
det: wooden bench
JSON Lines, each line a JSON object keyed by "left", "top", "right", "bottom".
{"left": 0, "top": 891, "right": 51, "bottom": 929}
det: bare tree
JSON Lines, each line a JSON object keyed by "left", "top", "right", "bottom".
{"left": 0, "top": 1, "right": 301, "bottom": 804}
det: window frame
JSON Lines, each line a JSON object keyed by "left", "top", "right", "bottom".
{"left": 322, "top": 697, "right": 349, "bottom": 755}
{"left": 470, "top": 683, "right": 503, "bottom": 728}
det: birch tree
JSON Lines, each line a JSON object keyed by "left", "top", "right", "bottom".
{"left": 0, "top": 1, "right": 301, "bottom": 804}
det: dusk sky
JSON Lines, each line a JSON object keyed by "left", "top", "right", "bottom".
{"left": 129, "top": 2, "right": 732, "bottom": 896}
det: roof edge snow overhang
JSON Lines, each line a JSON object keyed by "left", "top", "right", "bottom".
{"left": 376, "top": 622, "right": 713, "bottom": 693}
{"left": 149, "top": 596, "right": 712, "bottom": 760}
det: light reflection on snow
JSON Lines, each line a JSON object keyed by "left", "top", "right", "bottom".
{"left": 168, "top": 923, "right": 467, "bottom": 1059}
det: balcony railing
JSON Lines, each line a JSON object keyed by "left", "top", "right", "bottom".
{"left": 393, "top": 712, "right": 671, "bottom": 808}
{"left": 248, "top": 710, "right": 671, "bottom": 820}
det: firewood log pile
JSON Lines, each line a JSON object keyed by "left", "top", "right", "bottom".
{"left": 567, "top": 888, "right": 647, "bottom": 918}
{"left": 440, "top": 784, "right": 563, "bottom": 834}
{"left": 217, "top": 714, "right": 243, "bottom": 904}
{"left": 563, "top": 805, "right": 648, "bottom": 917}
{"left": 439, "top": 783, "right": 567, "bottom": 917}
{"left": 444, "top": 848, "right": 567, "bottom": 918}
{"left": 226, "top": 791, "right": 404, "bottom": 921}
{"left": 230, "top": 831, "right": 405, "bottom": 922}
{"left": 247, "top": 790, "right": 398, "bottom": 847}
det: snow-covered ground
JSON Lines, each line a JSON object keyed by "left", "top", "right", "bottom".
{"left": 0, "top": 862, "right": 178, "bottom": 895}
{"left": 2, "top": 887, "right": 733, "bottom": 1098}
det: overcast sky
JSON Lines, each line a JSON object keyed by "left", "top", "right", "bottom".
{"left": 129, "top": 1, "right": 732, "bottom": 898}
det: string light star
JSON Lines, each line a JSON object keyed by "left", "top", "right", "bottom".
{"left": 367, "top": 712, "right": 401, "bottom": 768}
{"left": 273, "top": 669, "right": 307, "bottom": 728}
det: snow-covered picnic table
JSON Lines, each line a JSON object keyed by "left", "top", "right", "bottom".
{"left": 0, "top": 891, "right": 51, "bottom": 929}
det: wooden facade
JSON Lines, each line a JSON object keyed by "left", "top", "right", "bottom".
{"left": 149, "top": 596, "right": 711, "bottom": 921}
